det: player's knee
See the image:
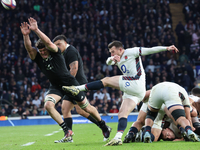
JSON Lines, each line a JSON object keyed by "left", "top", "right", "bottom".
{"left": 44, "top": 96, "right": 56, "bottom": 110}
{"left": 171, "top": 109, "right": 185, "bottom": 121}
{"left": 101, "top": 77, "right": 109, "bottom": 86}
{"left": 146, "top": 107, "right": 158, "bottom": 121}
{"left": 61, "top": 106, "right": 67, "bottom": 114}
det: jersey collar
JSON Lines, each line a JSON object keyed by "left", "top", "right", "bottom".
{"left": 65, "top": 44, "right": 70, "bottom": 49}
{"left": 62, "top": 44, "right": 70, "bottom": 55}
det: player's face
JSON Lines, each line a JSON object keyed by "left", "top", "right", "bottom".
{"left": 54, "top": 40, "right": 66, "bottom": 53}
{"left": 162, "top": 128, "right": 175, "bottom": 141}
{"left": 109, "top": 46, "right": 121, "bottom": 57}
{"left": 38, "top": 48, "right": 50, "bottom": 59}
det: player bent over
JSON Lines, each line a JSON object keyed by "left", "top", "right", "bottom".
{"left": 142, "top": 82, "right": 200, "bottom": 143}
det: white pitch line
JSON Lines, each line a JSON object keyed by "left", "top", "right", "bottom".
{"left": 22, "top": 129, "right": 61, "bottom": 146}
{"left": 22, "top": 142, "right": 35, "bottom": 146}
{"left": 8, "top": 119, "right": 15, "bottom": 126}
{"left": 44, "top": 130, "right": 60, "bottom": 136}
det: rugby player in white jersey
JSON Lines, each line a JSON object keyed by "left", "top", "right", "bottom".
{"left": 190, "top": 87, "right": 200, "bottom": 117}
{"left": 62, "top": 41, "right": 179, "bottom": 146}
{"left": 125, "top": 89, "right": 200, "bottom": 143}
{"left": 124, "top": 94, "right": 188, "bottom": 142}
{"left": 142, "top": 82, "right": 200, "bottom": 143}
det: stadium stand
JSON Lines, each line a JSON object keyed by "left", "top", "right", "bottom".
{"left": 0, "top": 0, "right": 200, "bottom": 118}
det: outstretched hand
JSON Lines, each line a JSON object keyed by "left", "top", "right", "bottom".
{"left": 27, "top": 17, "right": 38, "bottom": 31}
{"left": 166, "top": 45, "right": 179, "bottom": 53}
{"left": 20, "top": 22, "right": 31, "bottom": 35}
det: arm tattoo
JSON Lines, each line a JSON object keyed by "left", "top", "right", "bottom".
{"left": 69, "top": 61, "right": 78, "bottom": 77}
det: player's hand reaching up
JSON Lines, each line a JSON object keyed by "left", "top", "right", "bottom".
{"left": 27, "top": 17, "right": 38, "bottom": 31}
{"left": 166, "top": 45, "right": 179, "bottom": 53}
{"left": 20, "top": 22, "right": 31, "bottom": 36}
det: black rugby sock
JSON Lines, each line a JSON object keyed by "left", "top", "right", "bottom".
{"left": 98, "top": 120, "right": 107, "bottom": 132}
{"left": 60, "top": 122, "right": 69, "bottom": 135}
{"left": 85, "top": 81, "right": 104, "bottom": 91}
{"left": 87, "top": 115, "right": 99, "bottom": 127}
{"left": 144, "top": 126, "right": 151, "bottom": 133}
{"left": 64, "top": 118, "right": 73, "bottom": 130}
{"left": 117, "top": 118, "right": 127, "bottom": 132}
{"left": 129, "top": 126, "right": 138, "bottom": 134}
{"left": 185, "top": 126, "right": 192, "bottom": 132}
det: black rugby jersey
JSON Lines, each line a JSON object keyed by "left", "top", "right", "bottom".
{"left": 33, "top": 48, "right": 75, "bottom": 86}
{"left": 63, "top": 45, "right": 88, "bottom": 84}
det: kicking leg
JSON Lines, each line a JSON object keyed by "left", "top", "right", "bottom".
{"left": 62, "top": 76, "right": 121, "bottom": 95}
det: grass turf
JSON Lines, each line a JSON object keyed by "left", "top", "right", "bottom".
{"left": 0, "top": 122, "right": 199, "bottom": 150}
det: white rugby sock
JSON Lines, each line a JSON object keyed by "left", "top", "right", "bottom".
{"left": 114, "top": 132, "right": 123, "bottom": 139}
{"left": 76, "top": 85, "right": 86, "bottom": 91}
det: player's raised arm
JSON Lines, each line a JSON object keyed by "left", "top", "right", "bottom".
{"left": 141, "top": 45, "right": 179, "bottom": 56}
{"left": 27, "top": 17, "right": 58, "bottom": 53}
{"left": 20, "top": 22, "right": 37, "bottom": 60}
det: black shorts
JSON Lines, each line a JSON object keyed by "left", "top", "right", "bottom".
{"left": 46, "top": 85, "right": 85, "bottom": 104}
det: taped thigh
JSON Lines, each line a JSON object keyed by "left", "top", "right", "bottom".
{"left": 146, "top": 107, "right": 158, "bottom": 121}
{"left": 171, "top": 109, "right": 185, "bottom": 121}
{"left": 44, "top": 96, "right": 56, "bottom": 104}
{"left": 79, "top": 100, "right": 89, "bottom": 109}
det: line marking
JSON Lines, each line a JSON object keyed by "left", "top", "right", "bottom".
{"left": 44, "top": 130, "right": 60, "bottom": 136}
{"left": 22, "top": 142, "right": 35, "bottom": 146}
{"left": 21, "top": 129, "right": 61, "bottom": 146}
{"left": 8, "top": 119, "right": 15, "bottom": 126}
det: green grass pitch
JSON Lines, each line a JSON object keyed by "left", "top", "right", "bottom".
{"left": 0, "top": 122, "right": 199, "bottom": 150}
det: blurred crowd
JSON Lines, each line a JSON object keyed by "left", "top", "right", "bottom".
{"left": 0, "top": 0, "right": 200, "bottom": 118}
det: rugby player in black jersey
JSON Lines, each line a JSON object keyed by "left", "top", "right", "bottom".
{"left": 52, "top": 35, "right": 107, "bottom": 142}
{"left": 20, "top": 17, "right": 111, "bottom": 143}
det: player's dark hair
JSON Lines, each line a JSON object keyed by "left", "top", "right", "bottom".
{"left": 191, "top": 87, "right": 200, "bottom": 97}
{"left": 108, "top": 41, "right": 123, "bottom": 49}
{"left": 52, "top": 35, "right": 68, "bottom": 43}
{"left": 35, "top": 39, "right": 45, "bottom": 49}
{"left": 158, "top": 132, "right": 163, "bottom": 141}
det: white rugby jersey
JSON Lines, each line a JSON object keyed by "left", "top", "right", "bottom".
{"left": 107, "top": 46, "right": 167, "bottom": 79}
{"left": 189, "top": 94, "right": 200, "bottom": 102}
{"left": 169, "top": 122, "right": 182, "bottom": 138}
{"left": 116, "top": 47, "right": 145, "bottom": 79}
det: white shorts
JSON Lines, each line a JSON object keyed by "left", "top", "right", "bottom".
{"left": 119, "top": 75, "right": 146, "bottom": 104}
{"left": 148, "top": 82, "right": 189, "bottom": 110}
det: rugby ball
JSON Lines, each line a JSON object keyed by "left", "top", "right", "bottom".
{"left": 1, "top": 0, "right": 16, "bottom": 10}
